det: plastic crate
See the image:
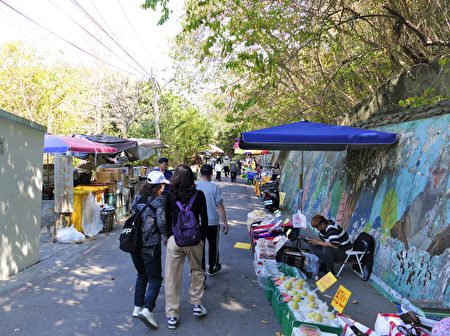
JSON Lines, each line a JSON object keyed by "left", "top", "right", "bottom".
{"left": 270, "top": 290, "right": 284, "bottom": 324}
{"left": 279, "top": 252, "right": 306, "bottom": 270}
{"left": 281, "top": 304, "right": 296, "bottom": 336}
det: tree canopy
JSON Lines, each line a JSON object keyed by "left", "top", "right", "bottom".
{"left": 144, "top": 0, "right": 449, "bottom": 135}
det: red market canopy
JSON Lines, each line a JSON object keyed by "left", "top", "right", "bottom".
{"left": 44, "top": 134, "right": 117, "bottom": 154}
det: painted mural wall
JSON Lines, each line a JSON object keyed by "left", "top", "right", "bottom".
{"left": 279, "top": 113, "right": 449, "bottom": 308}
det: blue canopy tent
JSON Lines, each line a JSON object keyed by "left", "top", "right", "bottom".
{"left": 239, "top": 121, "right": 398, "bottom": 151}
{"left": 239, "top": 121, "right": 398, "bottom": 210}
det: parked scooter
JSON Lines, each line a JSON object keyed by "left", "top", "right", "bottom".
{"left": 261, "top": 180, "right": 280, "bottom": 212}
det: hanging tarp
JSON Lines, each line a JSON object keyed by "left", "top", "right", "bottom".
{"left": 128, "top": 138, "right": 167, "bottom": 149}
{"left": 44, "top": 135, "right": 117, "bottom": 154}
{"left": 78, "top": 134, "right": 138, "bottom": 152}
{"left": 239, "top": 121, "right": 398, "bottom": 151}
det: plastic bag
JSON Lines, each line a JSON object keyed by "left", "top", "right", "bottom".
{"left": 56, "top": 225, "right": 85, "bottom": 244}
{"left": 337, "top": 313, "right": 381, "bottom": 336}
{"left": 82, "top": 192, "right": 103, "bottom": 237}
{"left": 303, "top": 252, "right": 320, "bottom": 278}
{"left": 293, "top": 210, "right": 307, "bottom": 228}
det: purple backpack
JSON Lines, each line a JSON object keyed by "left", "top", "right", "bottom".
{"left": 173, "top": 192, "right": 201, "bottom": 246}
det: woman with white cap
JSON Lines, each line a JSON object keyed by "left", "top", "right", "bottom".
{"left": 130, "top": 170, "right": 170, "bottom": 329}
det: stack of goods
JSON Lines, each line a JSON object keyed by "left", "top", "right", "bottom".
{"left": 249, "top": 211, "right": 283, "bottom": 243}
{"left": 92, "top": 166, "right": 131, "bottom": 220}
{"left": 255, "top": 239, "right": 276, "bottom": 261}
{"left": 247, "top": 209, "right": 266, "bottom": 231}
{"left": 260, "top": 263, "right": 343, "bottom": 336}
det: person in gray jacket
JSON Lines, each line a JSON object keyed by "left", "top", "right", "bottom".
{"left": 131, "top": 171, "right": 169, "bottom": 329}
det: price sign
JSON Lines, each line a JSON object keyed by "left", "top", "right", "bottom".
{"left": 316, "top": 272, "right": 337, "bottom": 292}
{"left": 331, "top": 285, "right": 352, "bottom": 313}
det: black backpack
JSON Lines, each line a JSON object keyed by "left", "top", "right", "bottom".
{"left": 119, "top": 204, "right": 149, "bottom": 253}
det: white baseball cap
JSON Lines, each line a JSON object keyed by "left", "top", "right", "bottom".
{"left": 147, "top": 171, "right": 170, "bottom": 184}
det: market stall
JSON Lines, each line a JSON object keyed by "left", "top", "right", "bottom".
{"left": 42, "top": 134, "right": 127, "bottom": 240}
{"left": 238, "top": 122, "right": 413, "bottom": 336}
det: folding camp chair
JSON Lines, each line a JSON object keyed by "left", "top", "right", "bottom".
{"left": 336, "top": 232, "right": 374, "bottom": 280}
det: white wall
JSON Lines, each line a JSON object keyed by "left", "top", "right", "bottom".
{"left": 0, "top": 110, "right": 45, "bottom": 280}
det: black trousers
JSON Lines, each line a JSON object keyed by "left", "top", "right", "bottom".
{"left": 309, "top": 245, "right": 348, "bottom": 274}
{"left": 224, "top": 166, "right": 230, "bottom": 177}
{"left": 216, "top": 171, "right": 221, "bottom": 181}
{"left": 231, "top": 172, "right": 237, "bottom": 182}
{"left": 202, "top": 225, "right": 220, "bottom": 272}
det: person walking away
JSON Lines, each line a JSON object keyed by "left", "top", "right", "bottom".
{"left": 307, "top": 214, "right": 352, "bottom": 274}
{"left": 223, "top": 156, "right": 230, "bottom": 177}
{"left": 164, "top": 165, "right": 209, "bottom": 330}
{"left": 196, "top": 164, "right": 229, "bottom": 276}
{"left": 131, "top": 171, "right": 170, "bottom": 329}
{"left": 229, "top": 158, "right": 238, "bottom": 182}
{"left": 154, "top": 157, "right": 173, "bottom": 194}
{"left": 214, "top": 161, "right": 223, "bottom": 182}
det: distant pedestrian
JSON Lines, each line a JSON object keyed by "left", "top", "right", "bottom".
{"left": 214, "top": 161, "right": 223, "bottom": 182}
{"left": 196, "top": 164, "right": 230, "bottom": 276}
{"left": 131, "top": 171, "right": 170, "bottom": 329}
{"left": 154, "top": 157, "right": 173, "bottom": 194}
{"left": 223, "top": 156, "right": 230, "bottom": 177}
{"left": 164, "top": 165, "right": 209, "bottom": 330}
{"left": 229, "top": 158, "right": 238, "bottom": 182}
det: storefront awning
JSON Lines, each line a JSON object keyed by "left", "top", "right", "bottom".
{"left": 239, "top": 121, "right": 398, "bottom": 151}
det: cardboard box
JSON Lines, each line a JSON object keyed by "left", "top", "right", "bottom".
{"left": 96, "top": 171, "right": 116, "bottom": 183}
{"left": 97, "top": 168, "right": 120, "bottom": 181}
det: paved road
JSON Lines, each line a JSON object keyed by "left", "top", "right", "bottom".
{"left": 0, "top": 181, "right": 279, "bottom": 336}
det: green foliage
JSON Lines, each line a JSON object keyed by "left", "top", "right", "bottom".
{"left": 141, "top": 0, "right": 171, "bottom": 25}
{"left": 0, "top": 41, "right": 99, "bottom": 135}
{"left": 399, "top": 88, "right": 447, "bottom": 108}
{"left": 159, "top": 92, "right": 213, "bottom": 165}
{"left": 160, "top": 0, "right": 449, "bottom": 135}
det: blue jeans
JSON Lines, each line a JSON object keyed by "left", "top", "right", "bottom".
{"left": 131, "top": 245, "right": 163, "bottom": 311}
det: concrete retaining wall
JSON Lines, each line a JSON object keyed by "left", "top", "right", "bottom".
{"left": 278, "top": 60, "right": 449, "bottom": 308}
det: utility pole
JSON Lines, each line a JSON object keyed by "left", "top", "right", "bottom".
{"left": 151, "top": 73, "right": 161, "bottom": 157}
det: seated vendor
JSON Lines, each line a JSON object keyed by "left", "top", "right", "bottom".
{"left": 307, "top": 214, "right": 352, "bottom": 275}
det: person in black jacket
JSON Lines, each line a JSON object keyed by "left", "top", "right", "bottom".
{"left": 164, "top": 165, "right": 208, "bottom": 330}
{"left": 131, "top": 171, "right": 169, "bottom": 329}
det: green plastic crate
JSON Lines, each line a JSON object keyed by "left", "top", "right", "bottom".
{"left": 281, "top": 303, "right": 296, "bottom": 336}
{"left": 270, "top": 290, "right": 284, "bottom": 324}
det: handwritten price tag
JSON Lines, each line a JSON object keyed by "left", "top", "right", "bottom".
{"left": 331, "top": 285, "right": 352, "bottom": 313}
{"left": 316, "top": 272, "right": 337, "bottom": 292}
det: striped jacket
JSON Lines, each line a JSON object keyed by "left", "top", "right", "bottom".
{"left": 319, "top": 220, "right": 352, "bottom": 250}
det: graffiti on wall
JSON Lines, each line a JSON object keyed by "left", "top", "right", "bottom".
{"left": 279, "top": 114, "right": 450, "bottom": 307}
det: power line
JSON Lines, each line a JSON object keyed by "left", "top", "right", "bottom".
{"left": 68, "top": 0, "right": 168, "bottom": 111}
{"left": 115, "top": 0, "right": 155, "bottom": 64}
{"left": 47, "top": 0, "right": 148, "bottom": 78}
{"left": 0, "top": 0, "right": 137, "bottom": 76}
{"left": 70, "top": 0, "right": 153, "bottom": 79}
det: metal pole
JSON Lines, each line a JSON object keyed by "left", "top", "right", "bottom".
{"left": 300, "top": 150, "right": 304, "bottom": 211}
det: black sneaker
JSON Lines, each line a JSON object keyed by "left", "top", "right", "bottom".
{"left": 207, "top": 264, "right": 222, "bottom": 276}
{"left": 167, "top": 317, "right": 178, "bottom": 330}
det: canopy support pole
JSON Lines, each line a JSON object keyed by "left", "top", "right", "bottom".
{"left": 300, "top": 150, "right": 304, "bottom": 212}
